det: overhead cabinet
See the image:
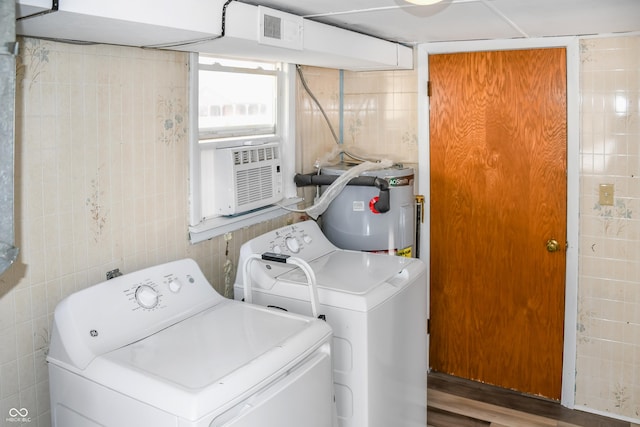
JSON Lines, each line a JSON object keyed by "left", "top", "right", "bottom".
{"left": 16, "top": 0, "right": 223, "bottom": 48}
{"left": 15, "top": 0, "right": 413, "bottom": 70}
{"left": 15, "top": 0, "right": 50, "bottom": 19}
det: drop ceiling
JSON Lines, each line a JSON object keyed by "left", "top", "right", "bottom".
{"left": 237, "top": 0, "right": 640, "bottom": 45}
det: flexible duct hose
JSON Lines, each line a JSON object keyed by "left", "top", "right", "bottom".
{"left": 294, "top": 173, "right": 390, "bottom": 214}
{"left": 299, "top": 159, "right": 393, "bottom": 219}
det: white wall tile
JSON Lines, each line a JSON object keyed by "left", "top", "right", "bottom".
{"left": 577, "top": 35, "right": 640, "bottom": 421}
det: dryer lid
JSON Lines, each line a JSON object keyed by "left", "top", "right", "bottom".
{"left": 83, "top": 300, "right": 331, "bottom": 421}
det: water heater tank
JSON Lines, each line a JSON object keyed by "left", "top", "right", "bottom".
{"left": 320, "top": 164, "right": 415, "bottom": 256}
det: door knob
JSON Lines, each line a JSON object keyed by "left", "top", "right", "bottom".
{"left": 546, "top": 239, "right": 560, "bottom": 253}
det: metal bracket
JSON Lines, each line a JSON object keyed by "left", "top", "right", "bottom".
{"left": 0, "top": 42, "right": 19, "bottom": 56}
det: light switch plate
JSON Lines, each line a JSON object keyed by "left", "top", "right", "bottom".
{"left": 599, "top": 184, "right": 614, "bottom": 206}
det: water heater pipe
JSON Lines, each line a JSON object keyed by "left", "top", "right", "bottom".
{"left": 294, "top": 173, "right": 390, "bottom": 214}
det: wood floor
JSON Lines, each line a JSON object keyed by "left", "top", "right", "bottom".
{"left": 427, "top": 372, "right": 639, "bottom": 427}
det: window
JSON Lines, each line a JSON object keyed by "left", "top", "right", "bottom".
{"left": 197, "top": 56, "right": 278, "bottom": 141}
{"left": 188, "top": 54, "right": 298, "bottom": 243}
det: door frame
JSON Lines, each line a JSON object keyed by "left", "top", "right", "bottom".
{"left": 416, "top": 37, "right": 580, "bottom": 409}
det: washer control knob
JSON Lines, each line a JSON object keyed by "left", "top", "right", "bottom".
{"left": 272, "top": 245, "right": 282, "bottom": 254}
{"left": 285, "top": 237, "right": 300, "bottom": 253}
{"left": 135, "top": 285, "right": 159, "bottom": 309}
{"left": 168, "top": 278, "right": 182, "bottom": 293}
{"left": 302, "top": 234, "right": 312, "bottom": 244}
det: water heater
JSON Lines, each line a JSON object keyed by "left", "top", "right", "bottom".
{"left": 320, "top": 164, "right": 415, "bottom": 256}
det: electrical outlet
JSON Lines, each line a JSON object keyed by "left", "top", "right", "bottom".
{"left": 599, "top": 184, "right": 614, "bottom": 206}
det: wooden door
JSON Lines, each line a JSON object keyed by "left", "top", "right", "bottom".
{"left": 429, "top": 48, "right": 567, "bottom": 400}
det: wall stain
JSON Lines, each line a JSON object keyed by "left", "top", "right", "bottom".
{"left": 157, "top": 89, "right": 187, "bottom": 145}
{"left": 16, "top": 37, "right": 50, "bottom": 90}
{"left": 86, "top": 167, "right": 107, "bottom": 243}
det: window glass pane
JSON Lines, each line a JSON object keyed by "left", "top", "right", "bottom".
{"left": 198, "top": 69, "right": 277, "bottom": 139}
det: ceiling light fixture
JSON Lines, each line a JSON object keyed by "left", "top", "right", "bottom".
{"left": 405, "top": 0, "right": 444, "bottom": 5}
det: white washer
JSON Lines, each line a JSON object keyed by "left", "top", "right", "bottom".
{"left": 47, "top": 258, "right": 335, "bottom": 427}
{"left": 234, "top": 221, "right": 428, "bottom": 427}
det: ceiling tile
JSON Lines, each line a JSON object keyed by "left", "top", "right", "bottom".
{"left": 492, "top": 0, "right": 640, "bottom": 38}
{"left": 315, "top": 2, "right": 525, "bottom": 44}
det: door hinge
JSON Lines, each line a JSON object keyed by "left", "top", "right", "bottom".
{"left": 427, "top": 318, "right": 431, "bottom": 335}
{"left": 427, "top": 81, "right": 432, "bottom": 97}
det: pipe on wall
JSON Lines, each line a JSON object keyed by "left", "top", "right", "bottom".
{"left": 0, "top": 0, "right": 19, "bottom": 277}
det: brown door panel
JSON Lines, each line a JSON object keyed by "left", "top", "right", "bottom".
{"left": 429, "top": 48, "right": 567, "bottom": 399}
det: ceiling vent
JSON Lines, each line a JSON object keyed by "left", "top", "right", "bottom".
{"left": 257, "top": 6, "right": 303, "bottom": 50}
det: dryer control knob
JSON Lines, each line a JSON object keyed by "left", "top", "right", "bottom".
{"left": 135, "top": 285, "right": 159, "bottom": 309}
{"left": 285, "top": 237, "right": 300, "bottom": 253}
{"left": 168, "top": 278, "right": 182, "bottom": 293}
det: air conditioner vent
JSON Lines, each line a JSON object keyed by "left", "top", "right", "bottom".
{"left": 204, "top": 142, "right": 283, "bottom": 216}
{"left": 236, "top": 166, "right": 274, "bottom": 206}
{"left": 232, "top": 146, "right": 279, "bottom": 165}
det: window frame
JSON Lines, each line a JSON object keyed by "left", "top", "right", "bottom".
{"left": 188, "top": 53, "right": 299, "bottom": 243}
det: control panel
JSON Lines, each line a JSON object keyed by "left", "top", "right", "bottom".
{"left": 244, "top": 220, "right": 337, "bottom": 262}
{"left": 234, "top": 221, "right": 338, "bottom": 295}
{"left": 48, "top": 259, "right": 225, "bottom": 370}
{"left": 125, "top": 271, "right": 190, "bottom": 312}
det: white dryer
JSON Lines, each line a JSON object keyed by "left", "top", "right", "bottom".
{"left": 234, "top": 221, "right": 428, "bottom": 427}
{"left": 47, "top": 258, "right": 335, "bottom": 427}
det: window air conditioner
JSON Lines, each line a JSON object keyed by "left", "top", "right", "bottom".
{"left": 208, "top": 143, "right": 283, "bottom": 216}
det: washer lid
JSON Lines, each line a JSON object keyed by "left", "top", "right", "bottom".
{"left": 279, "top": 250, "right": 415, "bottom": 294}
{"left": 268, "top": 250, "right": 425, "bottom": 312}
{"left": 82, "top": 300, "right": 331, "bottom": 421}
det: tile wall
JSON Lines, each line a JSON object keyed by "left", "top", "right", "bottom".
{"left": 576, "top": 35, "right": 640, "bottom": 421}
{"left": 295, "top": 66, "right": 419, "bottom": 173}
{"left": 0, "top": 38, "right": 293, "bottom": 426}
